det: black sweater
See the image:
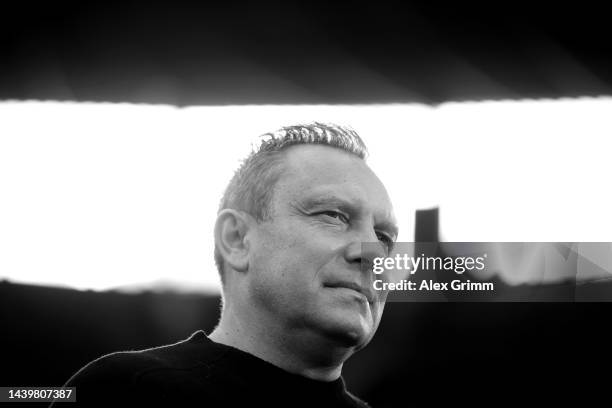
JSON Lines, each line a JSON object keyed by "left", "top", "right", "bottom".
{"left": 52, "top": 330, "right": 370, "bottom": 407}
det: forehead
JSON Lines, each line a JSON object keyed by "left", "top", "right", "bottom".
{"left": 272, "top": 144, "right": 396, "bottom": 223}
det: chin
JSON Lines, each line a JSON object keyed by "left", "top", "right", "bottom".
{"left": 316, "top": 313, "right": 374, "bottom": 348}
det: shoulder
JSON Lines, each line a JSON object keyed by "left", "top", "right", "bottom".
{"left": 58, "top": 331, "right": 218, "bottom": 406}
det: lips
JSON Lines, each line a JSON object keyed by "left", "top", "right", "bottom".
{"left": 324, "top": 281, "right": 375, "bottom": 303}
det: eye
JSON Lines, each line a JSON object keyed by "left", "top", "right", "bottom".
{"left": 317, "top": 210, "right": 349, "bottom": 224}
{"left": 376, "top": 231, "right": 394, "bottom": 251}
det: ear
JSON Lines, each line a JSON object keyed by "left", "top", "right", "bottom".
{"left": 214, "top": 209, "right": 254, "bottom": 273}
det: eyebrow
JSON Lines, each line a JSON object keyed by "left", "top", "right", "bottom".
{"left": 301, "top": 195, "right": 354, "bottom": 212}
{"left": 300, "top": 194, "right": 399, "bottom": 239}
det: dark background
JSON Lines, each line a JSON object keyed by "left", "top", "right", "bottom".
{"left": 2, "top": 1, "right": 611, "bottom": 406}
{"left": 2, "top": 0, "right": 611, "bottom": 105}
{"left": 2, "top": 280, "right": 609, "bottom": 407}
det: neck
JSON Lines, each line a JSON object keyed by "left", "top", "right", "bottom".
{"left": 209, "top": 305, "right": 354, "bottom": 381}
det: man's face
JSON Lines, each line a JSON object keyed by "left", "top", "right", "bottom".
{"left": 246, "top": 144, "right": 397, "bottom": 349}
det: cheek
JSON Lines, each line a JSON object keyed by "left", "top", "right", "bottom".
{"left": 250, "top": 222, "right": 344, "bottom": 300}
{"left": 257, "top": 226, "right": 328, "bottom": 269}
{"left": 250, "top": 231, "right": 315, "bottom": 291}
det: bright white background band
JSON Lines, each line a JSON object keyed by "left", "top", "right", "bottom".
{"left": 1, "top": 100, "right": 611, "bottom": 292}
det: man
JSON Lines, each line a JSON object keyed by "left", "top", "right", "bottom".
{"left": 55, "top": 123, "right": 398, "bottom": 407}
